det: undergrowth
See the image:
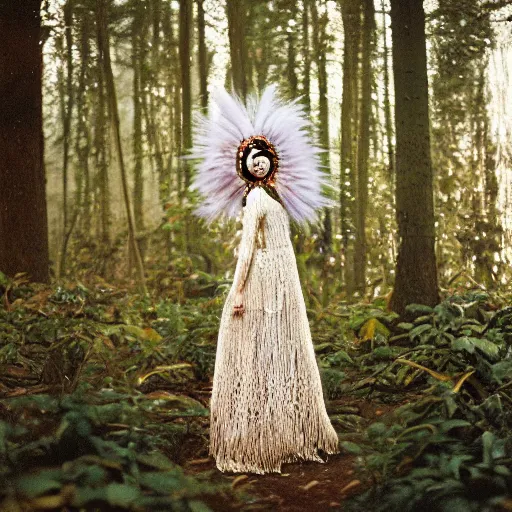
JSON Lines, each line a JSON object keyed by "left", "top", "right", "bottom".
{"left": 325, "top": 292, "right": 512, "bottom": 511}
{"left": 0, "top": 270, "right": 511, "bottom": 511}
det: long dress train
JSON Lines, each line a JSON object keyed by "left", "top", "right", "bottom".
{"left": 209, "top": 186, "right": 339, "bottom": 474}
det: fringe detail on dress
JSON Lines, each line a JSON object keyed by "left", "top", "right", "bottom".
{"left": 209, "top": 187, "right": 339, "bottom": 474}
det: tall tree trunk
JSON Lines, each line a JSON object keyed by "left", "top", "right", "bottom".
{"left": 132, "top": 2, "right": 145, "bottom": 233}
{"left": 340, "top": 0, "right": 360, "bottom": 294}
{"left": 353, "top": 0, "right": 375, "bottom": 295}
{"left": 76, "top": 14, "right": 92, "bottom": 239}
{"left": 197, "top": 0, "right": 208, "bottom": 109}
{"left": 286, "top": 2, "right": 298, "bottom": 97}
{"left": 94, "top": 24, "right": 111, "bottom": 257}
{"left": 226, "top": 0, "right": 248, "bottom": 99}
{"left": 312, "top": 1, "right": 332, "bottom": 252}
{"left": 162, "top": 0, "right": 175, "bottom": 260}
{"left": 179, "top": 0, "right": 193, "bottom": 253}
{"left": 302, "top": 0, "right": 311, "bottom": 115}
{"left": 57, "top": 0, "right": 74, "bottom": 277}
{"left": 473, "top": 65, "right": 496, "bottom": 288}
{"left": 96, "top": 0, "right": 147, "bottom": 294}
{"left": 381, "top": 0, "right": 394, "bottom": 182}
{"left": 0, "top": 0, "right": 49, "bottom": 283}
{"left": 173, "top": 47, "right": 183, "bottom": 200}
{"left": 389, "top": 0, "right": 439, "bottom": 315}
{"left": 179, "top": 0, "right": 192, "bottom": 191}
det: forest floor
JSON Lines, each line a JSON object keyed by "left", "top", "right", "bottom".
{"left": 184, "top": 448, "right": 358, "bottom": 511}
{"left": 0, "top": 276, "right": 511, "bottom": 511}
{"left": 181, "top": 394, "right": 392, "bottom": 511}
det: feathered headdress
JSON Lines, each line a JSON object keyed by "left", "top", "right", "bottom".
{"left": 188, "top": 84, "right": 334, "bottom": 224}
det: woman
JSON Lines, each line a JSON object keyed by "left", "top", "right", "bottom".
{"left": 190, "top": 85, "right": 339, "bottom": 474}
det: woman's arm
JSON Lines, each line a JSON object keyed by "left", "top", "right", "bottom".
{"left": 232, "top": 190, "right": 263, "bottom": 316}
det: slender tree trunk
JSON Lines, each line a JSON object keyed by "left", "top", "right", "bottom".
{"left": 473, "top": 66, "right": 496, "bottom": 288}
{"left": 389, "top": 0, "right": 439, "bottom": 315}
{"left": 179, "top": 0, "right": 193, "bottom": 253}
{"left": 340, "top": 0, "right": 360, "bottom": 294}
{"left": 381, "top": 0, "right": 394, "bottom": 182}
{"left": 151, "top": 0, "right": 161, "bottom": 63}
{"left": 287, "top": 2, "right": 298, "bottom": 97}
{"left": 483, "top": 98, "right": 500, "bottom": 286}
{"left": 94, "top": 24, "right": 111, "bottom": 257}
{"left": 353, "top": 0, "right": 375, "bottom": 295}
{"left": 0, "top": 0, "right": 49, "bottom": 283}
{"left": 179, "top": 0, "right": 192, "bottom": 190}
{"left": 290, "top": 0, "right": 311, "bottom": 257}
{"left": 302, "top": 0, "right": 311, "bottom": 115}
{"left": 197, "top": 0, "right": 208, "bottom": 109}
{"left": 57, "top": 0, "right": 74, "bottom": 277}
{"left": 312, "top": 1, "right": 332, "bottom": 252}
{"left": 96, "top": 0, "right": 147, "bottom": 294}
{"left": 226, "top": 0, "right": 248, "bottom": 99}
{"left": 76, "top": 14, "right": 92, "bottom": 239}
{"left": 162, "top": 1, "right": 175, "bottom": 260}
{"left": 132, "top": 2, "right": 145, "bottom": 233}
{"left": 174, "top": 50, "right": 183, "bottom": 200}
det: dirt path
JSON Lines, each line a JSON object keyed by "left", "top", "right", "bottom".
{"left": 181, "top": 396, "right": 392, "bottom": 510}
{"left": 185, "top": 453, "right": 360, "bottom": 511}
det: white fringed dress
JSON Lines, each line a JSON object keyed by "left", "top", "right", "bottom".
{"left": 209, "top": 186, "right": 339, "bottom": 474}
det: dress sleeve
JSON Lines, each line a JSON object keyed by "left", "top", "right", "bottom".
{"left": 233, "top": 188, "right": 265, "bottom": 292}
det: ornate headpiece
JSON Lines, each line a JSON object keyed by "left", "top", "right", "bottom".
{"left": 189, "top": 84, "right": 334, "bottom": 224}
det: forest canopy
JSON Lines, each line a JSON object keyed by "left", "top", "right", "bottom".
{"left": 30, "top": 0, "right": 512, "bottom": 306}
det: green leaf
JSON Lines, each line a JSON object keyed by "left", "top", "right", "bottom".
{"left": 106, "top": 483, "right": 141, "bottom": 507}
{"left": 136, "top": 452, "right": 176, "bottom": 471}
{"left": 16, "top": 471, "right": 63, "bottom": 498}
{"left": 72, "top": 487, "right": 108, "bottom": 508}
{"left": 491, "top": 361, "right": 512, "bottom": 384}
{"left": 481, "top": 431, "right": 495, "bottom": 466}
{"left": 314, "top": 342, "right": 334, "bottom": 353}
{"left": 437, "top": 419, "right": 471, "bottom": 433}
{"left": 451, "top": 336, "right": 500, "bottom": 360}
{"left": 188, "top": 500, "right": 213, "bottom": 512}
{"left": 366, "top": 422, "right": 388, "bottom": 440}
{"left": 139, "top": 472, "right": 182, "bottom": 494}
{"left": 373, "top": 346, "right": 393, "bottom": 360}
{"left": 405, "top": 304, "right": 434, "bottom": 315}
{"left": 409, "top": 324, "right": 432, "bottom": 341}
{"left": 146, "top": 393, "right": 208, "bottom": 415}
{"left": 413, "top": 315, "right": 433, "bottom": 325}
{"left": 331, "top": 349, "right": 354, "bottom": 365}
{"left": 470, "top": 338, "right": 500, "bottom": 360}
{"left": 341, "top": 441, "right": 363, "bottom": 454}
{"left": 451, "top": 337, "right": 475, "bottom": 354}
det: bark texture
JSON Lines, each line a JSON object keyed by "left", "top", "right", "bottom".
{"left": 0, "top": 0, "right": 49, "bottom": 283}
{"left": 389, "top": 0, "right": 439, "bottom": 315}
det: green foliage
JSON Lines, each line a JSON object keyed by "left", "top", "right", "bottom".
{"left": 0, "top": 386, "right": 227, "bottom": 510}
{"left": 338, "top": 291, "right": 512, "bottom": 511}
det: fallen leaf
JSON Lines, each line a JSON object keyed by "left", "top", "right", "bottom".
{"left": 340, "top": 479, "right": 361, "bottom": 494}
{"left": 231, "top": 475, "right": 249, "bottom": 488}
{"left": 453, "top": 370, "right": 475, "bottom": 393}
{"left": 187, "top": 458, "right": 211, "bottom": 466}
{"left": 302, "top": 480, "right": 319, "bottom": 491}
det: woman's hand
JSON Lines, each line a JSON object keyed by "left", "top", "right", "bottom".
{"left": 233, "top": 289, "right": 245, "bottom": 317}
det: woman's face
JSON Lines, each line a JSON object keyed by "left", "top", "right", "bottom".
{"left": 247, "top": 150, "right": 271, "bottom": 179}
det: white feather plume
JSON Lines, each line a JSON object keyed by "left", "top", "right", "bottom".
{"left": 189, "top": 84, "right": 335, "bottom": 224}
